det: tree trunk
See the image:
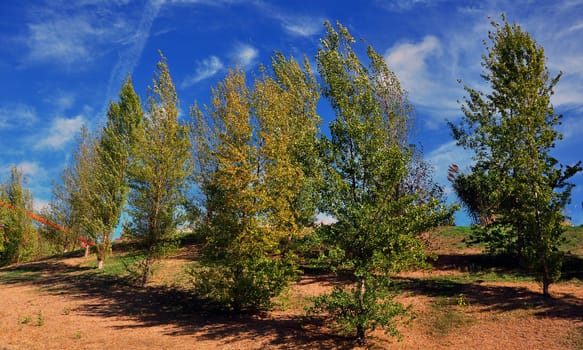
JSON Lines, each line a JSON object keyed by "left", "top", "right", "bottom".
{"left": 84, "top": 245, "right": 89, "bottom": 258}
{"left": 98, "top": 258, "right": 103, "bottom": 269}
{"left": 356, "top": 277, "right": 366, "bottom": 346}
{"left": 141, "top": 253, "right": 152, "bottom": 287}
{"left": 356, "top": 325, "right": 366, "bottom": 346}
{"left": 542, "top": 264, "right": 551, "bottom": 298}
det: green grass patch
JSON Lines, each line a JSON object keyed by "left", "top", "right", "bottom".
{"left": 0, "top": 268, "right": 42, "bottom": 284}
{"left": 435, "top": 226, "right": 473, "bottom": 238}
{"left": 562, "top": 226, "right": 583, "bottom": 254}
{"left": 425, "top": 296, "right": 475, "bottom": 338}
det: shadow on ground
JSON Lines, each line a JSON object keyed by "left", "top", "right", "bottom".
{"left": 396, "top": 275, "right": 583, "bottom": 322}
{"left": 0, "top": 260, "right": 354, "bottom": 349}
{"left": 1, "top": 252, "right": 581, "bottom": 348}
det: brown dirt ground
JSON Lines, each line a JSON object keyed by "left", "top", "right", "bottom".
{"left": 1, "top": 244, "right": 582, "bottom": 349}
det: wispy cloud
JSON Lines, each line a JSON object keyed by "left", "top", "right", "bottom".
{"left": 281, "top": 16, "right": 324, "bottom": 37}
{"left": 181, "top": 55, "right": 224, "bottom": 88}
{"left": 0, "top": 103, "right": 37, "bottom": 129}
{"left": 427, "top": 140, "right": 474, "bottom": 194}
{"left": 375, "top": 0, "right": 441, "bottom": 12}
{"left": 384, "top": 35, "right": 442, "bottom": 86}
{"left": 233, "top": 44, "right": 258, "bottom": 68}
{"left": 36, "top": 115, "right": 85, "bottom": 149}
{"left": 106, "top": 0, "right": 164, "bottom": 104}
{"left": 384, "top": 35, "right": 467, "bottom": 128}
{"left": 23, "top": 5, "right": 135, "bottom": 68}
{"left": 252, "top": 2, "right": 324, "bottom": 37}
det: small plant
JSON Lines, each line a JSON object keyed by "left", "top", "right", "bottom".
{"left": 427, "top": 297, "right": 474, "bottom": 337}
{"left": 62, "top": 307, "right": 71, "bottom": 315}
{"left": 36, "top": 311, "right": 44, "bottom": 326}
{"left": 20, "top": 315, "right": 31, "bottom": 325}
{"left": 73, "top": 331, "right": 82, "bottom": 340}
{"left": 457, "top": 293, "right": 469, "bottom": 307}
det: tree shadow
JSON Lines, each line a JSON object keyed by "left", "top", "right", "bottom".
{"left": 433, "top": 252, "right": 583, "bottom": 282}
{"left": 8, "top": 261, "right": 354, "bottom": 349}
{"left": 397, "top": 276, "right": 583, "bottom": 321}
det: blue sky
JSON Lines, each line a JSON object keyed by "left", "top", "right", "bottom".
{"left": 1, "top": 0, "right": 582, "bottom": 225}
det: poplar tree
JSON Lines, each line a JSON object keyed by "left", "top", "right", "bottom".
{"left": 191, "top": 55, "right": 320, "bottom": 312}
{"left": 0, "top": 167, "right": 38, "bottom": 265}
{"left": 311, "top": 22, "right": 454, "bottom": 345}
{"left": 450, "top": 16, "right": 581, "bottom": 297}
{"left": 126, "top": 53, "right": 192, "bottom": 286}
{"left": 91, "top": 77, "right": 143, "bottom": 268}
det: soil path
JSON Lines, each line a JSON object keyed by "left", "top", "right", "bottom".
{"left": 1, "top": 256, "right": 582, "bottom": 349}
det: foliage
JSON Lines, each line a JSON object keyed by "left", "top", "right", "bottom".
{"left": 126, "top": 52, "right": 192, "bottom": 287}
{"left": 191, "top": 53, "right": 320, "bottom": 312}
{"left": 311, "top": 21, "right": 455, "bottom": 345}
{"left": 89, "top": 76, "right": 143, "bottom": 267}
{"left": 449, "top": 15, "right": 582, "bottom": 296}
{"left": 450, "top": 169, "right": 496, "bottom": 226}
{"left": 0, "top": 167, "right": 39, "bottom": 265}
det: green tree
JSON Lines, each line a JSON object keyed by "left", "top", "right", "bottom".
{"left": 0, "top": 167, "right": 38, "bottom": 265}
{"left": 70, "top": 127, "right": 102, "bottom": 260}
{"left": 449, "top": 16, "right": 581, "bottom": 297}
{"left": 191, "top": 55, "right": 320, "bottom": 312}
{"left": 312, "top": 22, "right": 454, "bottom": 345}
{"left": 48, "top": 170, "right": 85, "bottom": 254}
{"left": 126, "top": 53, "right": 192, "bottom": 286}
{"left": 91, "top": 77, "right": 143, "bottom": 268}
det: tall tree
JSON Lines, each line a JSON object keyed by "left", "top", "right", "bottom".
{"left": 449, "top": 16, "right": 581, "bottom": 297}
{"left": 70, "top": 127, "right": 101, "bottom": 259}
{"left": 312, "top": 22, "right": 454, "bottom": 345}
{"left": 126, "top": 53, "right": 192, "bottom": 286}
{"left": 0, "top": 167, "right": 38, "bottom": 265}
{"left": 48, "top": 168, "right": 85, "bottom": 254}
{"left": 191, "top": 55, "right": 320, "bottom": 312}
{"left": 91, "top": 77, "right": 143, "bottom": 268}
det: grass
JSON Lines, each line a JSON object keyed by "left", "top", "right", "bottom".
{"left": 425, "top": 296, "right": 475, "bottom": 337}
{"left": 0, "top": 267, "right": 42, "bottom": 285}
{"left": 562, "top": 226, "right": 583, "bottom": 255}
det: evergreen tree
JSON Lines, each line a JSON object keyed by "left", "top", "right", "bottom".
{"left": 312, "top": 22, "right": 454, "bottom": 345}
{"left": 450, "top": 16, "right": 581, "bottom": 297}
{"left": 126, "top": 53, "right": 192, "bottom": 286}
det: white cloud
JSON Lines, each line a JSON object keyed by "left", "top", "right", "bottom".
{"left": 233, "top": 44, "right": 258, "bottom": 67}
{"left": 0, "top": 103, "right": 37, "bottom": 129}
{"left": 16, "top": 161, "right": 42, "bottom": 178}
{"left": 558, "top": 114, "right": 583, "bottom": 143}
{"left": 36, "top": 115, "right": 85, "bottom": 149}
{"left": 181, "top": 55, "right": 224, "bottom": 88}
{"left": 384, "top": 35, "right": 466, "bottom": 128}
{"left": 376, "top": 0, "right": 438, "bottom": 12}
{"left": 385, "top": 35, "right": 442, "bottom": 85}
{"left": 427, "top": 140, "right": 474, "bottom": 194}
{"left": 106, "top": 0, "right": 164, "bottom": 103}
{"left": 315, "top": 212, "right": 338, "bottom": 226}
{"left": 22, "top": 1, "right": 139, "bottom": 69}
{"left": 276, "top": 14, "right": 324, "bottom": 37}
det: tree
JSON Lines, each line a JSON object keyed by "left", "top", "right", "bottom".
{"left": 126, "top": 53, "right": 192, "bottom": 286}
{"left": 449, "top": 15, "right": 581, "bottom": 297}
{"left": 90, "top": 77, "right": 143, "bottom": 269}
{"left": 69, "top": 127, "right": 102, "bottom": 260}
{"left": 312, "top": 21, "right": 454, "bottom": 345}
{"left": 0, "top": 167, "right": 38, "bottom": 265}
{"left": 191, "top": 55, "right": 320, "bottom": 312}
{"left": 48, "top": 169, "right": 86, "bottom": 254}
